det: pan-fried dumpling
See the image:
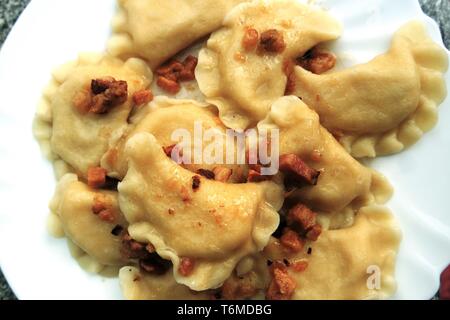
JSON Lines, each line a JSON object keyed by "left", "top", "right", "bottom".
{"left": 101, "top": 97, "right": 246, "bottom": 182}
{"left": 50, "top": 174, "right": 128, "bottom": 268}
{"left": 120, "top": 266, "right": 210, "bottom": 300}
{"left": 258, "top": 96, "right": 392, "bottom": 214}
{"left": 293, "top": 21, "right": 448, "bottom": 158}
{"left": 49, "top": 53, "right": 152, "bottom": 178}
{"left": 108, "top": 0, "right": 249, "bottom": 69}
{"left": 118, "top": 132, "right": 284, "bottom": 291}
{"left": 264, "top": 205, "right": 401, "bottom": 300}
{"left": 196, "top": 0, "right": 342, "bottom": 130}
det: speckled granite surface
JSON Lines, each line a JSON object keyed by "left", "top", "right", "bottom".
{"left": 0, "top": 0, "right": 449, "bottom": 300}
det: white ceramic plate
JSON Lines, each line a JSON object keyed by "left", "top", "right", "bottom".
{"left": 0, "top": 0, "right": 449, "bottom": 300}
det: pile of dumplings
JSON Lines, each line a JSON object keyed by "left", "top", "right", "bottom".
{"left": 33, "top": 0, "right": 448, "bottom": 300}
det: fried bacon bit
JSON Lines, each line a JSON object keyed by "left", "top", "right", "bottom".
{"left": 279, "top": 154, "right": 320, "bottom": 187}
{"left": 286, "top": 204, "right": 322, "bottom": 242}
{"left": 291, "top": 260, "right": 309, "bottom": 273}
{"left": 259, "top": 29, "right": 286, "bottom": 54}
{"left": 266, "top": 261, "right": 296, "bottom": 300}
{"left": 280, "top": 228, "right": 305, "bottom": 253}
{"left": 306, "top": 224, "right": 322, "bottom": 241}
{"left": 178, "top": 257, "right": 196, "bottom": 277}
{"left": 192, "top": 175, "right": 201, "bottom": 191}
{"left": 92, "top": 195, "right": 116, "bottom": 223}
{"left": 111, "top": 225, "right": 124, "bottom": 236}
{"left": 287, "top": 204, "right": 317, "bottom": 233}
{"left": 247, "top": 169, "right": 270, "bottom": 183}
{"left": 242, "top": 27, "right": 259, "bottom": 51}
{"left": 156, "top": 55, "right": 198, "bottom": 94}
{"left": 213, "top": 167, "right": 233, "bottom": 183}
{"left": 156, "top": 60, "right": 184, "bottom": 80}
{"left": 89, "top": 77, "right": 128, "bottom": 114}
{"left": 157, "top": 76, "right": 181, "bottom": 94}
{"left": 247, "top": 164, "right": 270, "bottom": 183}
{"left": 197, "top": 169, "right": 215, "bottom": 180}
{"left": 163, "top": 144, "right": 176, "bottom": 157}
{"left": 87, "top": 167, "right": 107, "bottom": 189}
{"left": 297, "top": 48, "right": 336, "bottom": 75}
{"left": 163, "top": 144, "right": 183, "bottom": 163}
{"left": 132, "top": 89, "right": 153, "bottom": 106}
{"left": 178, "top": 55, "right": 198, "bottom": 81}
{"left": 221, "top": 275, "right": 258, "bottom": 300}
{"left": 91, "top": 77, "right": 114, "bottom": 94}
{"left": 121, "top": 232, "right": 155, "bottom": 260}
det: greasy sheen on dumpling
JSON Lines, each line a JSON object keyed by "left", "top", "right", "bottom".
{"left": 101, "top": 97, "right": 246, "bottom": 182}
{"left": 108, "top": 0, "right": 249, "bottom": 69}
{"left": 264, "top": 205, "right": 402, "bottom": 300}
{"left": 196, "top": 0, "right": 342, "bottom": 130}
{"left": 49, "top": 53, "right": 152, "bottom": 178}
{"left": 293, "top": 21, "right": 449, "bottom": 158}
{"left": 49, "top": 173, "right": 128, "bottom": 268}
{"left": 118, "top": 132, "right": 284, "bottom": 291}
{"left": 120, "top": 266, "right": 210, "bottom": 300}
{"left": 258, "top": 96, "right": 392, "bottom": 214}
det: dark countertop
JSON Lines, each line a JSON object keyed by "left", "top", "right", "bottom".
{"left": 0, "top": 0, "right": 449, "bottom": 300}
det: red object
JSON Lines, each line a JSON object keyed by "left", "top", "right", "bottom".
{"left": 440, "top": 264, "right": 450, "bottom": 300}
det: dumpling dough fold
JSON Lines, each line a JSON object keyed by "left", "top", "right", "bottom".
{"left": 108, "top": 0, "right": 249, "bottom": 69}
{"left": 293, "top": 21, "right": 448, "bottom": 158}
{"left": 118, "top": 132, "right": 284, "bottom": 291}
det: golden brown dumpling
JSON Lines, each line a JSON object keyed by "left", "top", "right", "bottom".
{"left": 101, "top": 97, "right": 246, "bottom": 182}
{"left": 48, "top": 53, "right": 151, "bottom": 179}
{"left": 293, "top": 21, "right": 448, "bottom": 158}
{"left": 118, "top": 132, "right": 284, "bottom": 291}
{"left": 258, "top": 96, "right": 392, "bottom": 214}
{"left": 264, "top": 205, "right": 401, "bottom": 300}
{"left": 196, "top": 0, "right": 342, "bottom": 129}
{"left": 108, "top": 0, "right": 249, "bottom": 69}
{"left": 50, "top": 174, "right": 128, "bottom": 268}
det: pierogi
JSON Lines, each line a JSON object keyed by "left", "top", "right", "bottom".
{"left": 33, "top": 0, "right": 449, "bottom": 301}
{"left": 35, "top": 53, "right": 152, "bottom": 179}
{"left": 50, "top": 174, "right": 128, "bottom": 271}
{"left": 108, "top": 0, "right": 249, "bottom": 69}
{"left": 196, "top": 0, "right": 342, "bottom": 129}
{"left": 118, "top": 132, "right": 283, "bottom": 291}
{"left": 293, "top": 21, "right": 448, "bottom": 157}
